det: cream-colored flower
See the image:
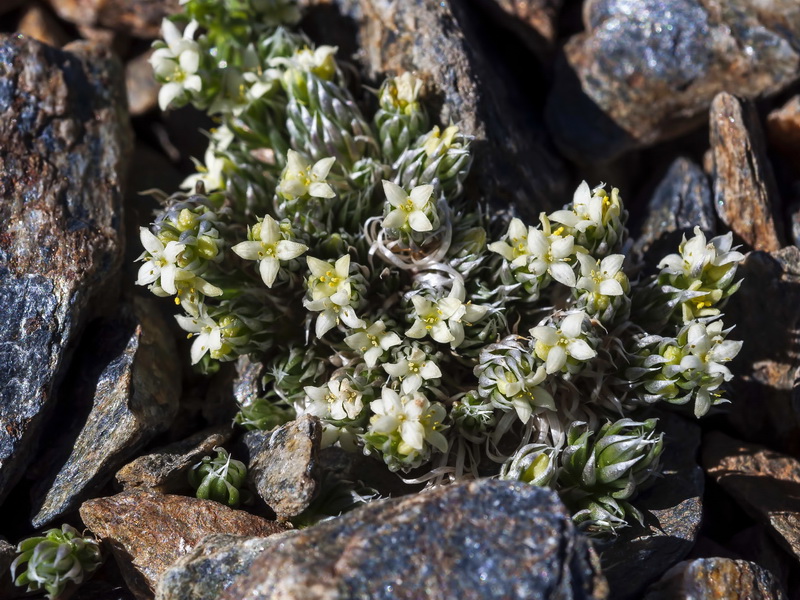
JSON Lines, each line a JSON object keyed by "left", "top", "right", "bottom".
{"left": 306, "top": 255, "right": 352, "bottom": 302}
{"left": 487, "top": 218, "right": 530, "bottom": 268}
{"left": 406, "top": 280, "right": 488, "bottom": 348}
{"left": 382, "top": 180, "right": 435, "bottom": 233}
{"left": 232, "top": 215, "right": 307, "bottom": 287}
{"left": 303, "top": 378, "right": 365, "bottom": 422}
{"left": 176, "top": 310, "right": 224, "bottom": 365}
{"left": 151, "top": 19, "right": 202, "bottom": 110}
{"left": 277, "top": 150, "right": 336, "bottom": 201}
{"left": 530, "top": 311, "right": 596, "bottom": 374}
{"left": 576, "top": 253, "right": 626, "bottom": 297}
{"left": 368, "top": 388, "right": 448, "bottom": 456}
{"left": 344, "top": 321, "right": 402, "bottom": 368}
{"left": 383, "top": 347, "right": 442, "bottom": 394}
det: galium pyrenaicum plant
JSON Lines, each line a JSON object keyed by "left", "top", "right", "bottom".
{"left": 139, "top": 0, "right": 745, "bottom": 534}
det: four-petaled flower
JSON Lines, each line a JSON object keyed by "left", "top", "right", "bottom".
{"left": 406, "top": 280, "right": 488, "bottom": 348}
{"left": 369, "top": 388, "right": 448, "bottom": 457}
{"left": 176, "top": 310, "right": 224, "bottom": 365}
{"left": 304, "top": 377, "right": 365, "bottom": 422}
{"left": 576, "top": 254, "right": 626, "bottom": 297}
{"left": 136, "top": 228, "right": 185, "bottom": 294}
{"left": 531, "top": 311, "right": 596, "bottom": 374}
{"left": 232, "top": 215, "right": 308, "bottom": 287}
{"left": 382, "top": 180, "right": 436, "bottom": 233}
{"left": 487, "top": 218, "right": 530, "bottom": 268}
{"left": 277, "top": 150, "right": 336, "bottom": 201}
{"left": 306, "top": 255, "right": 352, "bottom": 302}
{"left": 151, "top": 19, "right": 202, "bottom": 111}
{"left": 344, "top": 321, "right": 402, "bottom": 368}
{"left": 383, "top": 347, "right": 442, "bottom": 394}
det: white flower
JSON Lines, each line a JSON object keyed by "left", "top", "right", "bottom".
{"left": 306, "top": 255, "right": 352, "bottom": 302}
{"left": 151, "top": 19, "right": 202, "bottom": 111}
{"left": 531, "top": 311, "right": 596, "bottom": 374}
{"left": 232, "top": 215, "right": 308, "bottom": 287}
{"left": 525, "top": 218, "right": 578, "bottom": 288}
{"left": 406, "top": 280, "right": 488, "bottom": 348}
{"left": 383, "top": 347, "right": 442, "bottom": 394}
{"left": 304, "top": 378, "right": 365, "bottom": 422}
{"left": 369, "top": 388, "right": 448, "bottom": 456}
{"left": 271, "top": 46, "right": 338, "bottom": 79}
{"left": 487, "top": 218, "right": 530, "bottom": 268}
{"left": 181, "top": 146, "right": 227, "bottom": 193}
{"left": 304, "top": 296, "right": 365, "bottom": 338}
{"left": 658, "top": 227, "right": 744, "bottom": 281}
{"left": 381, "top": 180, "right": 436, "bottom": 233}
{"left": 576, "top": 253, "right": 625, "bottom": 297}
{"left": 277, "top": 150, "right": 336, "bottom": 200}
{"left": 136, "top": 228, "right": 184, "bottom": 293}
{"left": 344, "top": 321, "right": 402, "bottom": 368}
{"left": 176, "top": 310, "right": 224, "bottom": 365}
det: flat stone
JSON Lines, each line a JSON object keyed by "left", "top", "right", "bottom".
{"left": 599, "top": 412, "right": 704, "bottom": 600}
{"left": 703, "top": 431, "right": 800, "bottom": 564}
{"left": 710, "top": 92, "right": 784, "bottom": 252}
{"left": 80, "top": 490, "right": 285, "bottom": 599}
{"left": 115, "top": 425, "right": 233, "bottom": 493}
{"left": 469, "top": 0, "right": 563, "bottom": 59}
{"left": 29, "top": 297, "right": 181, "bottom": 527}
{"left": 221, "top": 479, "right": 608, "bottom": 600}
{"left": 44, "top": 0, "right": 180, "bottom": 38}
{"left": 18, "top": 2, "right": 71, "bottom": 48}
{"left": 125, "top": 50, "right": 158, "bottom": 116}
{"left": 155, "top": 533, "right": 297, "bottom": 600}
{"left": 241, "top": 415, "right": 322, "bottom": 521}
{"left": 633, "top": 157, "right": 715, "bottom": 261}
{"left": 643, "top": 558, "right": 786, "bottom": 600}
{"left": 722, "top": 247, "right": 800, "bottom": 452}
{"left": 299, "top": 0, "right": 567, "bottom": 215}
{"left": 546, "top": 0, "right": 800, "bottom": 163}
{"left": 0, "top": 36, "right": 131, "bottom": 507}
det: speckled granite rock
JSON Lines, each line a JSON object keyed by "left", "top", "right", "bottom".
{"left": 547, "top": 0, "right": 800, "bottom": 163}
{"left": 643, "top": 558, "right": 786, "bottom": 600}
{"left": 241, "top": 415, "right": 322, "bottom": 521}
{"left": 599, "top": 412, "right": 703, "bottom": 600}
{"left": 722, "top": 247, "right": 800, "bottom": 453}
{"left": 633, "top": 157, "right": 715, "bottom": 261}
{"left": 44, "top": 0, "right": 180, "bottom": 38}
{"left": 115, "top": 425, "right": 233, "bottom": 493}
{"left": 709, "top": 93, "right": 783, "bottom": 252}
{"left": 470, "top": 0, "right": 563, "bottom": 59}
{"left": 80, "top": 490, "right": 285, "bottom": 600}
{"left": 221, "top": 479, "right": 608, "bottom": 600}
{"left": 155, "top": 533, "right": 297, "bottom": 600}
{"left": 0, "top": 35, "right": 131, "bottom": 507}
{"left": 299, "top": 0, "right": 567, "bottom": 215}
{"left": 703, "top": 431, "right": 800, "bottom": 564}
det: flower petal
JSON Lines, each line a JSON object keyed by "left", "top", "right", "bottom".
{"left": 409, "top": 184, "right": 434, "bottom": 207}
{"left": 139, "top": 228, "right": 164, "bottom": 254}
{"left": 309, "top": 181, "right": 335, "bottom": 198}
{"left": 312, "top": 156, "right": 336, "bottom": 180}
{"left": 549, "top": 262, "right": 576, "bottom": 288}
{"left": 382, "top": 208, "right": 407, "bottom": 230}
{"left": 408, "top": 210, "right": 433, "bottom": 232}
{"left": 560, "top": 312, "right": 585, "bottom": 339}
{"left": 382, "top": 180, "right": 407, "bottom": 207}
{"left": 259, "top": 257, "right": 280, "bottom": 287}
{"left": 232, "top": 240, "right": 263, "bottom": 261}
{"left": 567, "top": 339, "right": 596, "bottom": 361}
{"left": 545, "top": 345, "right": 567, "bottom": 374}
{"left": 276, "top": 240, "right": 308, "bottom": 261}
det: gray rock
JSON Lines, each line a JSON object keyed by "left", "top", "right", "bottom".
{"left": 0, "top": 36, "right": 131, "bottom": 507}
{"left": 634, "top": 157, "right": 715, "bottom": 261}
{"left": 241, "top": 415, "right": 322, "bottom": 521}
{"left": 599, "top": 412, "right": 703, "bottom": 600}
{"left": 115, "top": 425, "right": 233, "bottom": 493}
{"left": 722, "top": 247, "right": 800, "bottom": 452}
{"left": 29, "top": 297, "right": 180, "bottom": 527}
{"left": 155, "top": 533, "right": 297, "bottom": 600}
{"left": 547, "top": 0, "right": 800, "bottom": 163}
{"left": 643, "top": 558, "right": 786, "bottom": 600}
{"left": 0, "top": 538, "right": 18, "bottom": 599}
{"left": 710, "top": 92, "right": 784, "bottom": 252}
{"left": 730, "top": 526, "right": 793, "bottom": 595}
{"left": 299, "top": 0, "right": 567, "bottom": 216}
{"left": 232, "top": 355, "right": 267, "bottom": 409}
{"left": 221, "top": 479, "right": 609, "bottom": 600}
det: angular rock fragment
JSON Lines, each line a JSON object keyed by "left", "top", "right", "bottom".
{"left": 44, "top": 0, "right": 180, "bottom": 38}
{"left": 0, "top": 35, "right": 131, "bottom": 507}
{"left": 730, "top": 526, "right": 793, "bottom": 594}
{"left": 599, "top": 413, "right": 703, "bottom": 600}
{"left": 710, "top": 93, "right": 783, "bottom": 252}
{"left": 29, "top": 298, "right": 181, "bottom": 527}
{"left": 643, "top": 558, "right": 786, "bottom": 600}
{"left": 80, "top": 490, "right": 285, "bottom": 599}
{"left": 547, "top": 0, "right": 800, "bottom": 163}
{"left": 115, "top": 425, "right": 232, "bottom": 493}
{"left": 241, "top": 415, "right": 321, "bottom": 521}
{"left": 221, "top": 479, "right": 608, "bottom": 600}
{"left": 299, "top": 0, "right": 567, "bottom": 215}
{"left": 155, "top": 533, "right": 296, "bottom": 600}
{"left": 703, "top": 431, "right": 800, "bottom": 564}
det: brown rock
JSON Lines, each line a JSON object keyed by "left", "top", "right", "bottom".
{"left": 299, "top": 0, "right": 567, "bottom": 215}
{"left": 644, "top": 558, "right": 786, "bottom": 600}
{"left": 767, "top": 95, "right": 800, "bottom": 174}
{"left": 44, "top": 0, "right": 180, "bottom": 38}
{"left": 710, "top": 92, "right": 783, "bottom": 252}
{"left": 17, "top": 2, "right": 71, "bottom": 48}
{"left": 730, "top": 526, "right": 793, "bottom": 593}
{"left": 0, "top": 35, "right": 131, "bottom": 506}
{"left": 126, "top": 50, "right": 158, "bottom": 116}
{"left": 470, "top": 0, "right": 563, "bottom": 58}
{"left": 80, "top": 490, "right": 285, "bottom": 599}
{"left": 703, "top": 431, "right": 800, "bottom": 564}
{"left": 115, "top": 425, "right": 233, "bottom": 493}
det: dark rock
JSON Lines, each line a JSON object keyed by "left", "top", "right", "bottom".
{"left": 730, "top": 526, "right": 793, "bottom": 594}
{"left": 767, "top": 95, "right": 800, "bottom": 173}
{"left": 470, "top": 0, "right": 563, "bottom": 60}
{"left": 299, "top": 0, "right": 568, "bottom": 216}
{"left": 710, "top": 92, "right": 784, "bottom": 252}
{"left": 232, "top": 355, "right": 267, "bottom": 409}
{"left": 80, "top": 490, "right": 286, "bottom": 599}
{"left": 0, "top": 36, "right": 131, "bottom": 507}
{"left": 241, "top": 415, "right": 322, "bottom": 521}
{"left": 222, "top": 479, "right": 608, "bottom": 600}
{"left": 18, "top": 2, "right": 71, "bottom": 48}
{"left": 723, "top": 247, "right": 800, "bottom": 453}
{"left": 125, "top": 50, "right": 158, "bottom": 116}
{"left": 643, "top": 558, "right": 786, "bottom": 600}
{"left": 702, "top": 431, "right": 800, "bottom": 564}
{"left": 0, "top": 538, "right": 17, "bottom": 599}
{"left": 115, "top": 425, "right": 233, "bottom": 493}
{"left": 71, "top": 559, "right": 137, "bottom": 600}
{"left": 547, "top": 0, "right": 800, "bottom": 163}
{"left": 791, "top": 202, "right": 800, "bottom": 248}
{"left": 44, "top": 0, "right": 180, "bottom": 38}
{"left": 634, "top": 157, "right": 715, "bottom": 261}
{"left": 599, "top": 412, "right": 703, "bottom": 600}
{"left": 155, "top": 533, "right": 296, "bottom": 600}
{"left": 29, "top": 297, "right": 181, "bottom": 527}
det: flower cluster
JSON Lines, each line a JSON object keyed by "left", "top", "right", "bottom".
{"left": 188, "top": 447, "right": 250, "bottom": 507}
{"left": 139, "top": 0, "right": 745, "bottom": 534}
